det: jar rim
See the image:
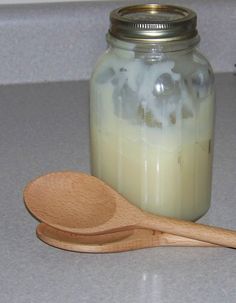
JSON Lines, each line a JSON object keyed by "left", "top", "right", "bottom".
{"left": 106, "top": 33, "right": 200, "bottom": 53}
{"left": 109, "top": 4, "right": 199, "bottom": 43}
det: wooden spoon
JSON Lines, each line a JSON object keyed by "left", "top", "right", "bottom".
{"left": 36, "top": 223, "right": 217, "bottom": 253}
{"left": 23, "top": 171, "right": 236, "bottom": 248}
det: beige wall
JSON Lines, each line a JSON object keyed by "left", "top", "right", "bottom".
{"left": 0, "top": 0, "right": 118, "bottom": 3}
{"left": 0, "top": 0, "right": 234, "bottom": 84}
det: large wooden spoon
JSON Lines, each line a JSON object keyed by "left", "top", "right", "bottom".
{"left": 36, "top": 223, "right": 216, "bottom": 253}
{"left": 24, "top": 171, "right": 236, "bottom": 248}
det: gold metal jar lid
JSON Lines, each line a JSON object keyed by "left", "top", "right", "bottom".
{"left": 109, "top": 4, "right": 198, "bottom": 43}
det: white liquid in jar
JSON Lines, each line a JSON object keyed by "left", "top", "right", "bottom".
{"left": 90, "top": 51, "right": 214, "bottom": 221}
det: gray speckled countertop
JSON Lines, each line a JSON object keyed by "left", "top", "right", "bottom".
{"left": 1, "top": 73, "right": 236, "bottom": 303}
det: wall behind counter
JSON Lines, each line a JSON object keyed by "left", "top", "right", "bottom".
{"left": 0, "top": 0, "right": 235, "bottom": 84}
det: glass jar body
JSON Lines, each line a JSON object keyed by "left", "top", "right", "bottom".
{"left": 90, "top": 36, "right": 215, "bottom": 221}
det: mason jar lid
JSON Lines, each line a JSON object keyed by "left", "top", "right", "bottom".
{"left": 109, "top": 4, "right": 199, "bottom": 43}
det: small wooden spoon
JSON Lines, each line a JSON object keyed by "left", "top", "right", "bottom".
{"left": 36, "top": 223, "right": 217, "bottom": 253}
{"left": 24, "top": 171, "right": 236, "bottom": 248}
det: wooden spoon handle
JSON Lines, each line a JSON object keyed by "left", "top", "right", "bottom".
{"left": 37, "top": 223, "right": 217, "bottom": 253}
{"left": 158, "top": 232, "right": 217, "bottom": 247}
{"left": 96, "top": 231, "right": 217, "bottom": 252}
{"left": 141, "top": 214, "right": 236, "bottom": 248}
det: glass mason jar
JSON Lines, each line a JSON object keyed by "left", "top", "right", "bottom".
{"left": 90, "top": 4, "right": 215, "bottom": 221}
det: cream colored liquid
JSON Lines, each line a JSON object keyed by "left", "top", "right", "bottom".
{"left": 90, "top": 55, "right": 214, "bottom": 221}
{"left": 91, "top": 128, "right": 213, "bottom": 220}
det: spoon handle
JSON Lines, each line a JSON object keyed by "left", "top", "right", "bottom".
{"left": 37, "top": 223, "right": 217, "bottom": 253}
{"left": 141, "top": 214, "right": 236, "bottom": 248}
{"left": 158, "top": 232, "right": 217, "bottom": 247}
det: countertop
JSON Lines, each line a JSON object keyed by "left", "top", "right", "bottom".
{"left": 1, "top": 73, "right": 236, "bottom": 303}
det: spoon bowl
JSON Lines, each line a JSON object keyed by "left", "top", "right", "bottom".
{"left": 24, "top": 171, "right": 236, "bottom": 248}
{"left": 24, "top": 171, "right": 138, "bottom": 234}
